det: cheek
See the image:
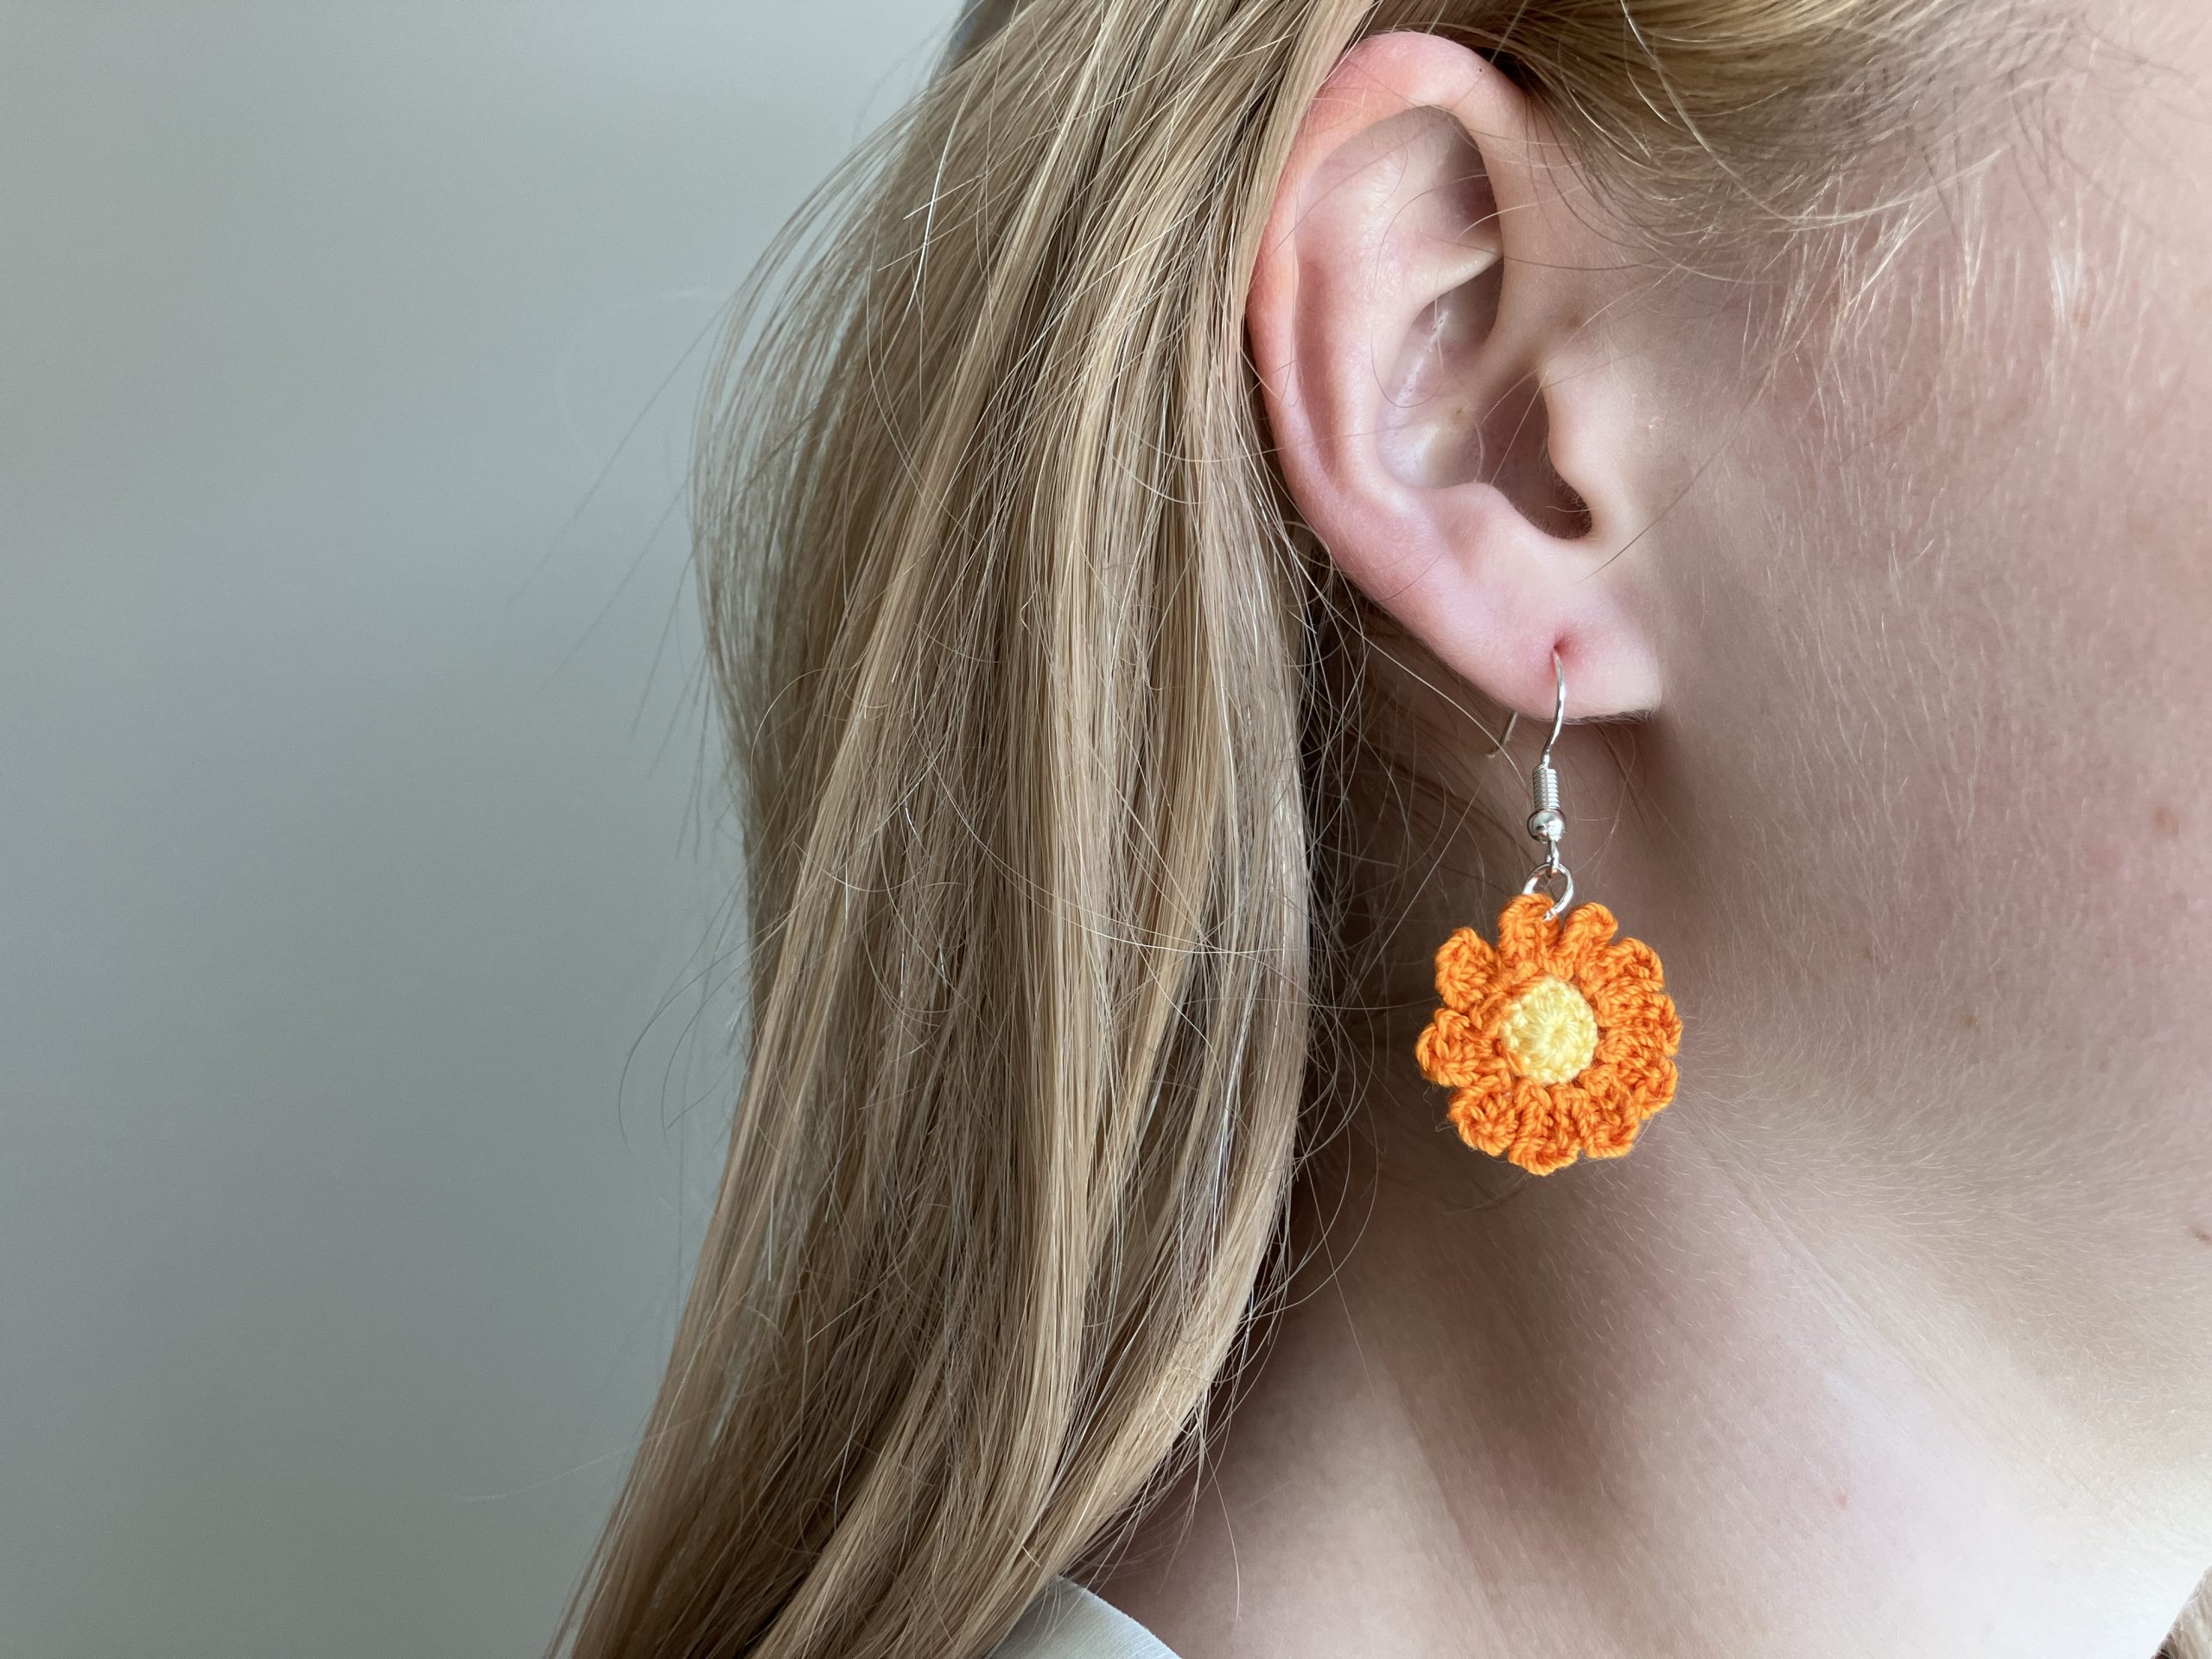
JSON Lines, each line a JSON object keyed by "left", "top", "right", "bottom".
{"left": 1657, "top": 539, "right": 2212, "bottom": 1180}
{"left": 1874, "top": 73, "right": 2212, "bottom": 1165}
{"left": 1639, "top": 73, "right": 2212, "bottom": 1235}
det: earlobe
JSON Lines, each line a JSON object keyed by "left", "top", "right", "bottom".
{"left": 1249, "top": 31, "right": 1664, "bottom": 721}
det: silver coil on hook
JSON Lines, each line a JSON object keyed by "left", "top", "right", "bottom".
{"left": 1520, "top": 650, "right": 1573, "bottom": 919}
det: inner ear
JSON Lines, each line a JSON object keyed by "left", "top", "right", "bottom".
{"left": 1369, "top": 114, "right": 1593, "bottom": 542}
{"left": 1476, "top": 367, "right": 1595, "bottom": 540}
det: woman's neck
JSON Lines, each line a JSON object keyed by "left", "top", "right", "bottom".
{"left": 1090, "top": 1082, "right": 2206, "bottom": 1658}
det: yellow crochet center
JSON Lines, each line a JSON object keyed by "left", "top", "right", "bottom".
{"left": 1498, "top": 976, "right": 1599, "bottom": 1084}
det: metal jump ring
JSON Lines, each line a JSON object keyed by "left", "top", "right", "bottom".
{"left": 1522, "top": 859, "right": 1574, "bottom": 921}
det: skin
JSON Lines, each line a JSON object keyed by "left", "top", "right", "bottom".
{"left": 1095, "top": 10, "right": 2212, "bottom": 1658}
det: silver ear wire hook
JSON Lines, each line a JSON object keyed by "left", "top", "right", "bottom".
{"left": 1521, "top": 649, "right": 1574, "bottom": 919}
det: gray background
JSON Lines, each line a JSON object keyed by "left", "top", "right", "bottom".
{"left": 0, "top": 4, "right": 959, "bottom": 1653}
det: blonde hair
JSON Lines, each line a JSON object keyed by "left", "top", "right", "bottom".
{"left": 557, "top": 3, "right": 2211, "bottom": 1655}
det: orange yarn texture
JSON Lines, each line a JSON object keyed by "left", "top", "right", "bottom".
{"left": 1414, "top": 894, "right": 1681, "bottom": 1176}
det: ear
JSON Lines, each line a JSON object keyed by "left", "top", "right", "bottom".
{"left": 1249, "top": 31, "right": 1663, "bottom": 721}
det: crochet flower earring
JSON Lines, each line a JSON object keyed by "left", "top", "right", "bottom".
{"left": 1413, "top": 652, "right": 1681, "bottom": 1175}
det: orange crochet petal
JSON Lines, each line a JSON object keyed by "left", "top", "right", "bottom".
{"left": 1580, "top": 1103, "right": 1645, "bottom": 1160}
{"left": 1555, "top": 901, "right": 1618, "bottom": 971}
{"left": 1433, "top": 925, "right": 1501, "bottom": 1012}
{"left": 1506, "top": 1077, "right": 1579, "bottom": 1175}
{"left": 1568, "top": 1073, "right": 1655, "bottom": 1164}
{"left": 1447, "top": 1078, "right": 1521, "bottom": 1160}
{"left": 1494, "top": 893, "right": 1559, "bottom": 963}
{"left": 1546, "top": 1078, "right": 1595, "bottom": 1150}
{"left": 1618, "top": 1052, "right": 1679, "bottom": 1117}
{"left": 1588, "top": 980, "right": 1682, "bottom": 1057}
{"left": 1414, "top": 1007, "right": 1506, "bottom": 1089}
{"left": 1592, "top": 934, "right": 1668, "bottom": 995}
